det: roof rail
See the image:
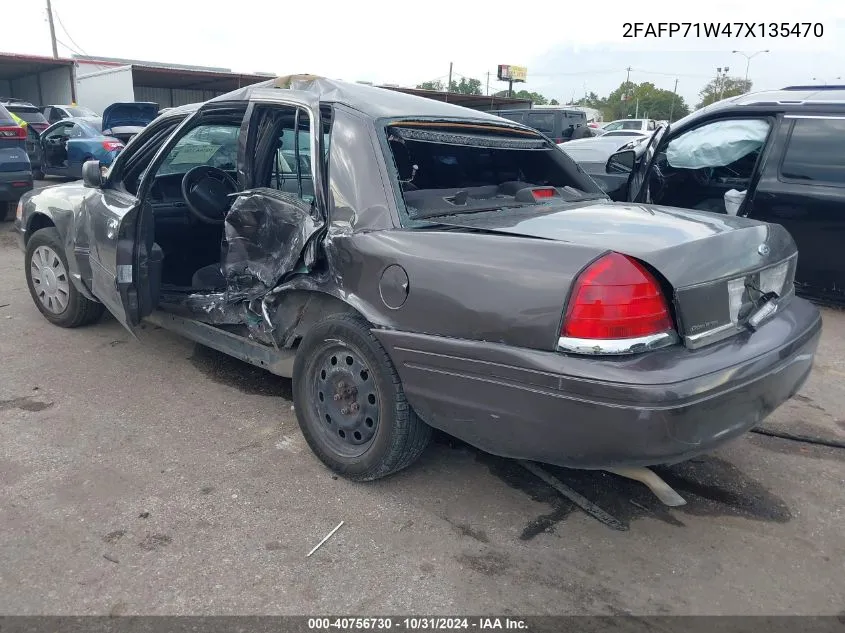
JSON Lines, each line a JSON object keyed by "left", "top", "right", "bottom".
{"left": 782, "top": 85, "right": 845, "bottom": 90}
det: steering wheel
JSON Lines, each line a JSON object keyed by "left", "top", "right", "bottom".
{"left": 181, "top": 165, "right": 239, "bottom": 225}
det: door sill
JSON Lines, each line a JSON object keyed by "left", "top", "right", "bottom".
{"left": 144, "top": 310, "right": 295, "bottom": 378}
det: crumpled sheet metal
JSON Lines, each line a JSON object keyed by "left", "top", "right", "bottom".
{"left": 222, "top": 190, "right": 324, "bottom": 303}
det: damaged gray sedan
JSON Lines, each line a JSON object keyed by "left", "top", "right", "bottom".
{"left": 14, "top": 76, "right": 822, "bottom": 481}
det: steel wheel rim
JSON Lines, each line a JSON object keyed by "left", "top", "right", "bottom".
{"left": 30, "top": 245, "right": 70, "bottom": 315}
{"left": 310, "top": 340, "right": 380, "bottom": 458}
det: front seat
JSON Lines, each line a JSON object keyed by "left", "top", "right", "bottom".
{"left": 192, "top": 263, "right": 226, "bottom": 290}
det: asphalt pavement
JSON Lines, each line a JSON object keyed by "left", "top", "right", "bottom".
{"left": 1, "top": 207, "right": 844, "bottom": 615}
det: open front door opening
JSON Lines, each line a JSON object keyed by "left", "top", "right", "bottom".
{"left": 153, "top": 100, "right": 328, "bottom": 338}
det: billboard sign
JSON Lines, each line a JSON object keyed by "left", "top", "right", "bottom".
{"left": 497, "top": 65, "right": 527, "bottom": 83}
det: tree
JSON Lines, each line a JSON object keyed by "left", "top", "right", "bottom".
{"left": 449, "top": 77, "right": 483, "bottom": 95}
{"left": 417, "top": 79, "right": 444, "bottom": 91}
{"left": 549, "top": 98, "right": 560, "bottom": 105}
{"left": 600, "top": 81, "right": 690, "bottom": 121}
{"left": 696, "top": 76, "right": 752, "bottom": 109}
{"left": 511, "top": 90, "right": 549, "bottom": 105}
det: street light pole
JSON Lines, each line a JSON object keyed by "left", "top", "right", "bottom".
{"left": 732, "top": 50, "right": 769, "bottom": 86}
{"left": 716, "top": 67, "right": 730, "bottom": 100}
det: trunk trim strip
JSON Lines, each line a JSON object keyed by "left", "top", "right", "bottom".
{"left": 557, "top": 330, "right": 678, "bottom": 356}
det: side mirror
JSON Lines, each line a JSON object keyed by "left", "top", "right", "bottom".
{"left": 606, "top": 150, "right": 636, "bottom": 174}
{"left": 82, "top": 159, "right": 103, "bottom": 188}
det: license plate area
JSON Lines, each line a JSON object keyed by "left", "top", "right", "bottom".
{"left": 674, "top": 256, "right": 796, "bottom": 350}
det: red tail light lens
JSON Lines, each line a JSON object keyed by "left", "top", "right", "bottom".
{"left": 532, "top": 188, "right": 556, "bottom": 199}
{"left": 0, "top": 125, "right": 26, "bottom": 140}
{"left": 562, "top": 252, "right": 673, "bottom": 339}
{"left": 102, "top": 140, "right": 124, "bottom": 152}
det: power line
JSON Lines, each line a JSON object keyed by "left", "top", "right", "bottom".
{"left": 633, "top": 68, "right": 713, "bottom": 79}
{"left": 55, "top": 38, "right": 83, "bottom": 57}
{"left": 53, "top": 9, "right": 89, "bottom": 56}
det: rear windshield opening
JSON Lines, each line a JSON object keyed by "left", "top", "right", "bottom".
{"left": 385, "top": 124, "right": 604, "bottom": 220}
{"left": 7, "top": 107, "right": 48, "bottom": 125}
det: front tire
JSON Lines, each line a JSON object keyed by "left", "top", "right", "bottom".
{"left": 24, "top": 227, "right": 105, "bottom": 327}
{"left": 292, "top": 313, "right": 431, "bottom": 481}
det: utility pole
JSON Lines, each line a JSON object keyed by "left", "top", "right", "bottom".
{"left": 669, "top": 78, "right": 678, "bottom": 121}
{"left": 46, "top": 0, "right": 58, "bottom": 58}
{"left": 486, "top": 71, "right": 490, "bottom": 96}
{"left": 625, "top": 66, "right": 632, "bottom": 85}
{"left": 635, "top": 97, "right": 639, "bottom": 118}
{"left": 447, "top": 62, "right": 453, "bottom": 93}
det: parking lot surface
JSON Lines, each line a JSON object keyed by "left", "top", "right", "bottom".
{"left": 1, "top": 208, "right": 844, "bottom": 615}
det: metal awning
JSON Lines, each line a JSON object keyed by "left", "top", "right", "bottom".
{"left": 0, "top": 52, "right": 75, "bottom": 81}
{"left": 129, "top": 65, "right": 272, "bottom": 92}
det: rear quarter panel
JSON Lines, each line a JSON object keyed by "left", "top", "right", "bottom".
{"left": 325, "top": 230, "right": 604, "bottom": 351}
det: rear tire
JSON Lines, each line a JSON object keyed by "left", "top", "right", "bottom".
{"left": 292, "top": 313, "right": 431, "bottom": 481}
{"left": 32, "top": 169, "right": 44, "bottom": 180}
{"left": 24, "top": 227, "right": 105, "bottom": 327}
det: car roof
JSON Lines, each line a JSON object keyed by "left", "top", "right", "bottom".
{"left": 496, "top": 107, "right": 585, "bottom": 114}
{"left": 210, "top": 75, "right": 521, "bottom": 124}
{"left": 68, "top": 116, "right": 101, "bottom": 124}
{"left": 674, "top": 85, "right": 845, "bottom": 129}
{"left": 2, "top": 100, "right": 39, "bottom": 110}
{"left": 733, "top": 85, "right": 845, "bottom": 105}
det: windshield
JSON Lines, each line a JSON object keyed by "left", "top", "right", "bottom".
{"left": 0, "top": 104, "right": 14, "bottom": 126}
{"left": 157, "top": 124, "right": 239, "bottom": 176}
{"left": 67, "top": 106, "right": 97, "bottom": 117}
{"left": 385, "top": 124, "right": 607, "bottom": 220}
{"left": 78, "top": 118, "right": 103, "bottom": 134}
{"left": 7, "top": 106, "right": 48, "bottom": 125}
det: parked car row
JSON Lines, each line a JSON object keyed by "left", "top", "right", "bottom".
{"left": 0, "top": 98, "right": 159, "bottom": 217}
{"left": 0, "top": 103, "right": 33, "bottom": 209}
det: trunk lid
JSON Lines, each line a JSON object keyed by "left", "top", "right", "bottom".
{"left": 101, "top": 102, "right": 158, "bottom": 138}
{"left": 433, "top": 201, "right": 798, "bottom": 345}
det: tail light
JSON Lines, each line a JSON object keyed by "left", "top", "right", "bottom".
{"left": 561, "top": 252, "right": 674, "bottom": 343}
{"left": 0, "top": 125, "right": 26, "bottom": 140}
{"left": 531, "top": 187, "right": 556, "bottom": 200}
{"left": 102, "top": 140, "right": 124, "bottom": 152}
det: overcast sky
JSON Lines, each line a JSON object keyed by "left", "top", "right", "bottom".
{"left": 6, "top": 0, "right": 845, "bottom": 108}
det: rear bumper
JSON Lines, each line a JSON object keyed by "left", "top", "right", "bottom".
{"left": 375, "top": 297, "right": 821, "bottom": 468}
{"left": 0, "top": 171, "right": 33, "bottom": 202}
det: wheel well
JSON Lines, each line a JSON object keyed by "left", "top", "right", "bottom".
{"left": 272, "top": 291, "right": 364, "bottom": 349}
{"left": 26, "top": 214, "right": 56, "bottom": 244}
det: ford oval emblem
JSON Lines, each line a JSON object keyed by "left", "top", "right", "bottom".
{"left": 758, "top": 244, "right": 770, "bottom": 256}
